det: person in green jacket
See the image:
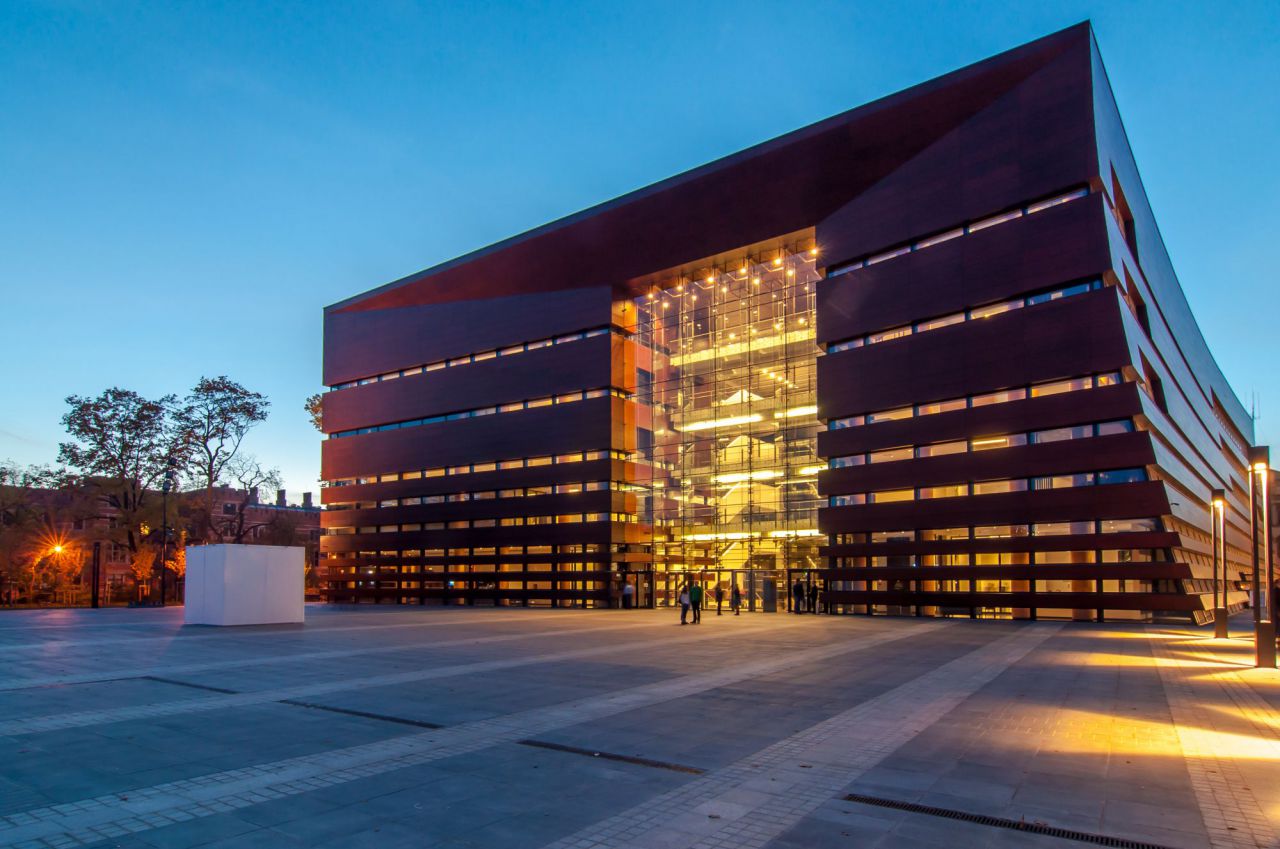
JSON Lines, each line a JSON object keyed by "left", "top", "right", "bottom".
{"left": 690, "top": 582, "right": 703, "bottom": 624}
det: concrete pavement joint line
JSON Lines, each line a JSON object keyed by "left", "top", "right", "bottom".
{"left": 278, "top": 699, "right": 445, "bottom": 729}
{"left": 0, "top": 608, "right": 600, "bottom": 653}
{"left": 0, "top": 617, "right": 779, "bottom": 736}
{"left": 538, "top": 624, "right": 1063, "bottom": 849}
{"left": 840, "top": 792, "right": 1179, "bottom": 849}
{"left": 1149, "top": 633, "right": 1279, "bottom": 849}
{"left": 0, "top": 614, "right": 678, "bottom": 692}
{"left": 0, "top": 620, "right": 944, "bottom": 846}
{"left": 516, "top": 739, "right": 706, "bottom": 775}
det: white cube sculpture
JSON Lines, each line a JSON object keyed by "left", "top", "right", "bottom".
{"left": 184, "top": 544, "right": 305, "bottom": 626}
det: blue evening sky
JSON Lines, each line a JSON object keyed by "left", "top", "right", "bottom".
{"left": 1, "top": 1, "right": 1277, "bottom": 497}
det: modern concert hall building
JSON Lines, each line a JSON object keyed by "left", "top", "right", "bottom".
{"left": 320, "top": 23, "right": 1256, "bottom": 622}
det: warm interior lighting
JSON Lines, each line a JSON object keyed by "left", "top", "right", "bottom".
{"left": 809, "top": 247, "right": 818, "bottom": 256}
{"left": 773, "top": 257, "right": 783, "bottom": 266}
{"left": 768, "top": 529, "right": 822, "bottom": 538}
{"left": 679, "top": 414, "right": 764, "bottom": 432}
{"left": 1252, "top": 463, "right": 1268, "bottom": 473}
{"left": 774, "top": 405, "right": 818, "bottom": 419}
{"left": 799, "top": 466, "right": 825, "bottom": 475}
{"left": 714, "top": 470, "right": 783, "bottom": 483}
{"left": 971, "top": 437, "right": 1008, "bottom": 447}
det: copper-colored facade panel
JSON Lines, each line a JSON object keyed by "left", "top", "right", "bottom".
{"left": 319, "top": 23, "right": 1254, "bottom": 620}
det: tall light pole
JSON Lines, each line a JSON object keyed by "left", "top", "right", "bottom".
{"left": 1248, "top": 446, "right": 1275, "bottom": 668}
{"left": 1212, "top": 488, "right": 1227, "bottom": 638}
{"left": 159, "top": 455, "right": 178, "bottom": 607}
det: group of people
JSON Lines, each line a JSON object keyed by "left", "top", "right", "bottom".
{"left": 791, "top": 579, "right": 820, "bottom": 614}
{"left": 677, "top": 581, "right": 744, "bottom": 624}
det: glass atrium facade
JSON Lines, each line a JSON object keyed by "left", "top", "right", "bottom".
{"left": 628, "top": 243, "right": 824, "bottom": 608}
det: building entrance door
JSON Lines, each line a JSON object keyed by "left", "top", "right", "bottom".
{"left": 657, "top": 568, "right": 785, "bottom": 613}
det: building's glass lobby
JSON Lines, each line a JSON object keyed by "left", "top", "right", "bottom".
{"left": 629, "top": 243, "right": 824, "bottom": 609}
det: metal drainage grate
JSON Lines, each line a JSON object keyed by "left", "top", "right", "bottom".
{"left": 517, "top": 739, "right": 705, "bottom": 775}
{"left": 142, "top": 675, "right": 239, "bottom": 694}
{"left": 841, "top": 793, "right": 1180, "bottom": 849}
{"left": 278, "top": 699, "right": 444, "bottom": 729}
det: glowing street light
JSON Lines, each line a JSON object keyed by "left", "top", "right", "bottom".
{"left": 1248, "top": 445, "right": 1275, "bottom": 668}
{"left": 1212, "top": 488, "right": 1227, "bottom": 638}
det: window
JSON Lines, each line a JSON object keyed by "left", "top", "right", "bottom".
{"left": 969, "top": 209, "right": 1022, "bottom": 231}
{"left": 828, "top": 415, "right": 864, "bottom": 430}
{"left": 1031, "top": 377, "right": 1091, "bottom": 398}
{"left": 1100, "top": 518, "right": 1158, "bottom": 534}
{"left": 1033, "top": 521, "right": 1095, "bottom": 536}
{"left": 1032, "top": 473, "right": 1094, "bottom": 490}
{"left": 969, "top": 300, "right": 1022, "bottom": 320}
{"left": 971, "top": 388, "right": 1026, "bottom": 407}
{"left": 971, "top": 434, "right": 1027, "bottom": 451}
{"left": 829, "top": 454, "right": 865, "bottom": 469}
{"left": 868, "top": 325, "right": 912, "bottom": 345}
{"left": 915, "top": 228, "right": 964, "bottom": 249}
{"left": 1096, "top": 420, "right": 1134, "bottom": 436}
{"left": 869, "top": 446, "right": 912, "bottom": 464}
{"left": 919, "top": 484, "right": 967, "bottom": 499}
{"left": 1097, "top": 468, "right": 1146, "bottom": 485}
{"left": 917, "top": 313, "right": 964, "bottom": 332}
{"left": 1031, "top": 425, "right": 1092, "bottom": 444}
{"left": 974, "top": 525, "right": 1029, "bottom": 538}
{"left": 1027, "top": 282, "right": 1094, "bottom": 305}
{"left": 867, "top": 407, "right": 912, "bottom": 424}
{"left": 870, "top": 488, "right": 914, "bottom": 504}
{"left": 973, "top": 479, "right": 1026, "bottom": 495}
{"left": 916, "top": 440, "right": 966, "bottom": 458}
{"left": 917, "top": 398, "right": 965, "bottom": 416}
{"left": 828, "top": 338, "right": 863, "bottom": 354}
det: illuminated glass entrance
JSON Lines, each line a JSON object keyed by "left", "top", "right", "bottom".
{"left": 629, "top": 241, "right": 823, "bottom": 606}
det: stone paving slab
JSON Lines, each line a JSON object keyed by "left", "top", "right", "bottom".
{"left": 1, "top": 607, "right": 1277, "bottom": 849}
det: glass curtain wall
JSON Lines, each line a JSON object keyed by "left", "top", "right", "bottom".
{"left": 630, "top": 244, "right": 823, "bottom": 607}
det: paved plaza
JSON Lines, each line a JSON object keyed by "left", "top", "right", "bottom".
{"left": 0, "top": 607, "right": 1277, "bottom": 849}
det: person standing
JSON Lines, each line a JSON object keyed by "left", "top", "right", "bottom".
{"left": 622, "top": 580, "right": 635, "bottom": 610}
{"left": 807, "top": 581, "right": 819, "bottom": 614}
{"left": 690, "top": 581, "right": 703, "bottom": 624}
{"left": 714, "top": 584, "right": 725, "bottom": 616}
{"left": 792, "top": 579, "right": 805, "bottom": 614}
{"left": 730, "top": 584, "right": 742, "bottom": 616}
{"left": 679, "top": 585, "right": 691, "bottom": 625}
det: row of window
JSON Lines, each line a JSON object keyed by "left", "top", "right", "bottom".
{"left": 829, "top": 518, "right": 1160, "bottom": 544}
{"left": 329, "top": 388, "right": 628, "bottom": 439}
{"left": 826, "top": 280, "right": 1102, "bottom": 354}
{"left": 326, "top": 450, "right": 628, "bottom": 489}
{"left": 327, "top": 512, "right": 639, "bottom": 535}
{"left": 834, "top": 579, "right": 1157, "bottom": 594}
{"left": 327, "top": 481, "right": 612, "bottom": 511}
{"left": 833, "top": 549, "right": 1160, "bottom": 565}
{"left": 326, "top": 543, "right": 610, "bottom": 558}
{"left": 827, "top": 467, "right": 1148, "bottom": 506}
{"left": 828, "top": 187, "right": 1090, "bottom": 277}
{"left": 828, "top": 420, "right": 1134, "bottom": 468}
{"left": 828, "top": 372, "right": 1122, "bottom": 430}
{"left": 329, "top": 328, "right": 612, "bottom": 391}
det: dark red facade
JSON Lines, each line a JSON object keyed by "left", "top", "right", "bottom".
{"left": 321, "top": 23, "right": 1254, "bottom": 621}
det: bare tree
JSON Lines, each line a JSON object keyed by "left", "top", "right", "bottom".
{"left": 214, "top": 455, "right": 281, "bottom": 544}
{"left": 176, "top": 376, "right": 269, "bottom": 541}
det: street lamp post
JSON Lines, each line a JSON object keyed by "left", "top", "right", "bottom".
{"left": 1248, "top": 446, "right": 1275, "bottom": 668}
{"left": 1212, "top": 488, "right": 1227, "bottom": 638}
{"left": 159, "top": 455, "right": 178, "bottom": 607}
